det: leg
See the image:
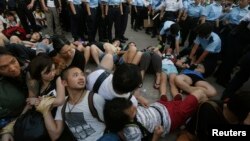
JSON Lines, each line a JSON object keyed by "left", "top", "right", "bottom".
{"left": 123, "top": 45, "right": 137, "bottom": 63}
{"left": 9, "top": 36, "right": 22, "bottom": 44}
{"left": 82, "top": 46, "right": 90, "bottom": 64}
{"left": 45, "top": 8, "right": 54, "bottom": 35}
{"left": 139, "top": 52, "right": 151, "bottom": 78}
{"left": 160, "top": 72, "right": 168, "bottom": 96}
{"left": 90, "top": 44, "right": 103, "bottom": 65}
{"left": 52, "top": 7, "right": 62, "bottom": 35}
{"left": 175, "top": 74, "right": 194, "bottom": 93}
{"left": 99, "top": 53, "right": 114, "bottom": 71}
{"left": 131, "top": 51, "right": 142, "bottom": 65}
{"left": 195, "top": 81, "right": 217, "bottom": 97}
{"left": 169, "top": 74, "right": 179, "bottom": 97}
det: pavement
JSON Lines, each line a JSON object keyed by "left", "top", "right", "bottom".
{"left": 63, "top": 17, "right": 250, "bottom": 140}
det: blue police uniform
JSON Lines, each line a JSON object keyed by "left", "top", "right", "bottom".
{"left": 224, "top": 5, "right": 250, "bottom": 25}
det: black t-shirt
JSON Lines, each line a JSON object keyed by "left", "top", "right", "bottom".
{"left": 68, "top": 49, "right": 85, "bottom": 71}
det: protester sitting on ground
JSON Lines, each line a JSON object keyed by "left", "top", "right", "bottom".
{"left": 27, "top": 54, "right": 65, "bottom": 109}
{"left": 174, "top": 59, "right": 217, "bottom": 98}
{"left": 86, "top": 54, "right": 149, "bottom": 107}
{"left": 159, "top": 21, "right": 181, "bottom": 55}
{"left": 36, "top": 66, "right": 106, "bottom": 141}
{"left": 184, "top": 90, "right": 250, "bottom": 141}
{"left": 103, "top": 88, "right": 208, "bottom": 141}
{"left": 9, "top": 32, "right": 42, "bottom": 48}
{"left": 4, "top": 11, "right": 21, "bottom": 28}
{"left": 139, "top": 46, "right": 162, "bottom": 90}
{"left": 51, "top": 36, "right": 89, "bottom": 71}
{"left": 0, "top": 48, "right": 31, "bottom": 140}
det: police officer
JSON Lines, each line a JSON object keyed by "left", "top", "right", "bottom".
{"left": 98, "top": 0, "right": 109, "bottom": 42}
{"left": 85, "top": 0, "right": 99, "bottom": 43}
{"left": 16, "top": 0, "right": 39, "bottom": 34}
{"left": 134, "top": 0, "right": 145, "bottom": 31}
{"left": 203, "top": 0, "right": 222, "bottom": 33}
{"left": 120, "top": 0, "right": 130, "bottom": 41}
{"left": 180, "top": 0, "right": 205, "bottom": 47}
{"left": 106, "top": 0, "right": 123, "bottom": 42}
{"left": 160, "top": 0, "right": 183, "bottom": 22}
{"left": 150, "top": 0, "right": 163, "bottom": 38}
{"left": 68, "top": 0, "right": 86, "bottom": 41}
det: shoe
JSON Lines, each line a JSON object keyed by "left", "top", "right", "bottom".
{"left": 121, "top": 36, "right": 128, "bottom": 41}
{"left": 160, "top": 95, "right": 168, "bottom": 102}
{"left": 153, "top": 82, "right": 160, "bottom": 89}
{"left": 173, "top": 94, "right": 182, "bottom": 101}
{"left": 120, "top": 39, "right": 126, "bottom": 43}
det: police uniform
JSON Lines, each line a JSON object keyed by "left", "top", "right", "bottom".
{"left": 162, "top": 0, "right": 183, "bottom": 22}
{"left": 181, "top": 2, "right": 205, "bottom": 47}
{"left": 120, "top": 0, "right": 130, "bottom": 40}
{"left": 85, "top": 0, "right": 99, "bottom": 43}
{"left": 98, "top": 0, "right": 109, "bottom": 42}
{"left": 134, "top": 0, "right": 145, "bottom": 30}
{"left": 151, "top": 0, "right": 163, "bottom": 37}
{"left": 203, "top": 1, "right": 222, "bottom": 32}
{"left": 107, "top": 0, "right": 122, "bottom": 41}
{"left": 192, "top": 32, "right": 221, "bottom": 77}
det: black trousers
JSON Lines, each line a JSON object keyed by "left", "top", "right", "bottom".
{"left": 180, "top": 16, "right": 199, "bottom": 47}
{"left": 120, "top": 3, "right": 129, "bottom": 37}
{"left": 97, "top": 6, "right": 108, "bottom": 41}
{"left": 16, "top": 2, "right": 38, "bottom": 33}
{"left": 215, "top": 22, "right": 250, "bottom": 84}
{"left": 221, "top": 50, "right": 250, "bottom": 100}
{"left": 130, "top": 5, "right": 137, "bottom": 28}
{"left": 86, "top": 7, "right": 98, "bottom": 43}
{"left": 70, "top": 4, "right": 85, "bottom": 41}
{"left": 107, "top": 6, "right": 121, "bottom": 41}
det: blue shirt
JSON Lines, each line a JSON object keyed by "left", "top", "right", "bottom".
{"left": 86, "top": 0, "right": 99, "bottom": 8}
{"left": 194, "top": 32, "right": 221, "bottom": 53}
{"left": 204, "top": 2, "right": 222, "bottom": 21}
{"left": 224, "top": 6, "right": 250, "bottom": 25}
{"left": 108, "top": 0, "right": 122, "bottom": 5}
{"left": 183, "top": 0, "right": 194, "bottom": 10}
{"left": 187, "top": 3, "right": 205, "bottom": 18}
{"left": 151, "top": 0, "right": 162, "bottom": 10}
{"left": 136, "top": 0, "right": 144, "bottom": 7}
{"left": 160, "top": 21, "right": 180, "bottom": 40}
{"left": 182, "top": 69, "right": 204, "bottom": 79}
{"left": 68, "top": 0, "right": 82, "bottom": 5}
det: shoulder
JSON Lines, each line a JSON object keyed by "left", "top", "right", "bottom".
{"left": 123, "top": 125, "right": 142, "bottom": 141}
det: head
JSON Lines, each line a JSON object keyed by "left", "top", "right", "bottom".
{"left": 61, "top": 67, "right": 86, "bottom": 90}
{"left": 30, "top": 32, "right": 42, "bottom": 42}
{"left": 170, "top": 23, "right": 180, "bottom": 36}
{"left": 239, "top": 0, "right": 249, "bottom": 8}
{"left": 196, "top": 23, "right": 212, "bottom": 39}
{"left": 52, "top": 36, "right": 74, "bottom": 59}
{"left": 0, "top": 48, "right": 21, "bottom": 77}
{"left": 195, "top": 0, "right": 201, "bottom": 4}
{"left": 4, "top": 11, "right": 15, "bottom": 21}
{"left": 227, "top": 91, "right": 250, "bottom": 124}
{"left": 112, "top": 63, "right": 142, "bottom": 94}
{"left": 104, "top": 98, "right": 136, "bottom": 132}
{"left": 29, "top": 54, "right": 55, "bottom": 82}
{"left": 127, "top": 42, "right": 136, "bottom": 48}
{"left": 112, "top": 39, "right": 121, "bottom": 47}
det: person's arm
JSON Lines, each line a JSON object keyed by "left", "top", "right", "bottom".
{"left": 53, "top": 77, "right": 65, "bottom": 107}
{"left": 40, "top": 0, "right": 49, "bottom": 12}
{"left": 189, "top": 43, "right": 199, "bottom": 59}
{"left": 86, "top": 3, "right": 91, "bottom": 16}
{"left": 120, "top": 3, "right": 123, "bottom": 15}
{"left": 152, "top": 125, "right": 164, "bottom": 141}
{"left": 36, "top": 97, "right": 64, "bottom": 140}
{"left": 175, "top": 38, "right": 180, "bottom": 55}
{"left": 101, "top": 3, "right": 105, "bottom": 18}
{"left": 105, "top": 4, "right": 109, "bottom": 16}
{"left": 27, "top": 0, "right": 35, "bottom": 10}
{"left": 194, "top": 50, "right": 209, "bottom": 64}
{"left": 69, "top": 1, "right": 77, "bottom": 15}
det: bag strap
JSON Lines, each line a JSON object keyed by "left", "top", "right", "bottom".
{"left": 61, "top": 97, "right": 69, "bottom": 122}
{"left": 150, "top": 106, "right": 164, "bottom": 126}
{"left": 133, "top": 118, "right": 153, "bottom": 138}
{"left": 88, "top": 91, "right": 104, "bottom": 123}
{"left": 93, "top": 71, "right": 110, "bottom": 93}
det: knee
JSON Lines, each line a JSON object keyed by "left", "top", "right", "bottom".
{"left": 9, "top": 35, "right": 20, "bottom": 44}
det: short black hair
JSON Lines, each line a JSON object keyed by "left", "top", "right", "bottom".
{"left": 112, "top": 63, "right": 142, "bottom": 94}
{"left": 0, "top": 47, "right": 12, "bottom": 57}
{"left": 61, "top": 66, "right": 78, "bottom": 80}
{"left": 196, "top": 23, "right": 212, "bottom": 38}
{"left": 29, "top": 54, "right": 54, "bottom": 80}
{"left": 52, "top": 35, "right": 70, "bottom": 53}
{"left": 227, "top": 91, "right": 250, "bottom": 121}
{"left": 104, "top": 98, "right": 132, "bottom": 132}
{"left": 170, "top": 23, "right": 180, "bottom": 36}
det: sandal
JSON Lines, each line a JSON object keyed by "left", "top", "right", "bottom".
{"left": 153, "top": 82, "right": 160, "bottom": 89}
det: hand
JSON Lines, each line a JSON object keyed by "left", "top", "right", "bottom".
{"left": 43, "top": 7, "right": 49, "bottom": 12}
{"left": 27, "top": 3, "right": 34, "bottom": 10}
{"left": 154, "top": 125, "right": 164, "bottom": 136}
{"left": 138, "top": 96, "right": 149, "bottom": 108}
{"left": 36, "top": 96, "right": 55, "bottom": 116}
{"left": 26, "top": 97, "right": 40, "bottom": 106}
{"left": 1, "top": 133, "right": 14, "bottom": 141}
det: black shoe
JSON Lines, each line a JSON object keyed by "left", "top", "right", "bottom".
{"left": 121, "top": 36, "right": 128, "bottom": 41}
{"left": 120, "top": 39, "right": 126, "bottom": 43}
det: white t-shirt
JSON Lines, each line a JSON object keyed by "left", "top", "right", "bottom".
{"left": 47, "top": 0, "right": 56, "bottom": 7}
{"left": 123, "top": 102, "right": 171, "bottom": 141}
{"left": 55, "top": 91, "right": 105, "bottom": 141}
{"left": 86, "top": 69, "right": 138, "bottom": 107}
